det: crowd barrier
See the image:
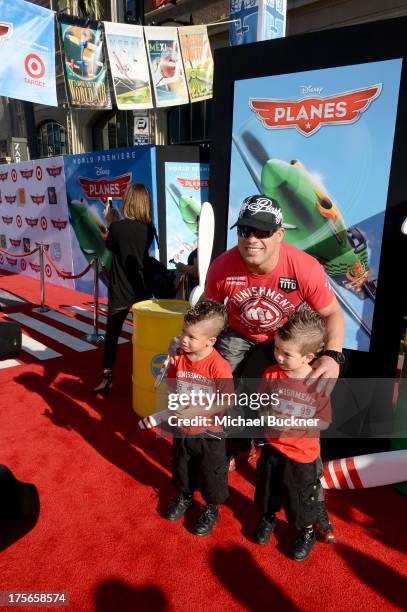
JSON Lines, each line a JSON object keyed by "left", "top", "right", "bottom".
{"left": 0, "top": 244, "right": 104, "bottom": 343}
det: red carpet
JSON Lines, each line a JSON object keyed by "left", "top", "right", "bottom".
{"left": 0, "top": 272, "right": 406, "bottom": 612}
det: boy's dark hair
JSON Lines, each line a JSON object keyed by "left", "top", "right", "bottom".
{"left": 184, "top": 300, "right": 228, "bottom": 338}
{"left": 276, "top": 309, "right": 326, "bottom": 355}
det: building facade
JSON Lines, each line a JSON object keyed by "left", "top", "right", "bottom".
{"left": 2, "top": 0, "right": 407, "bottom": 161}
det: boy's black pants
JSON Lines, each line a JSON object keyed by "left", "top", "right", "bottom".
{"left": 254, "top": 444, "right": 324, "bottom": 529}
{"left": 172, "top": 435, "right": 229, "bottom": 505}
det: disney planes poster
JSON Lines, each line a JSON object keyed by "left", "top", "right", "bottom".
{"left": 63, "top": 146, "right": 157, "bottom": 297}
{"left": 164, "top": 162, "right": 209, "bottom": 267}
{"left": 229, "top": 59, "right": 402, "bottom": 352}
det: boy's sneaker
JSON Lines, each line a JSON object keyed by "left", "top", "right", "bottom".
{"left": 227, "top": 453, "right": 236, "bottom": 472}
{"left": 315, "top": 521, "right": 336, "bottom": 544}
{"left": 254, "top": 514, "right": 277, "bottom": 544}
{"left": 193, "top": 504, "right": 219, "bottom": 536}
{"left": 291, "top": 527, "right": 316, "bottom": 561}
{"left": 315, "top": 503, "right": 336, "bottom": 543}
{"left": 165, "top": 493, "right": 193, "bottom": 521}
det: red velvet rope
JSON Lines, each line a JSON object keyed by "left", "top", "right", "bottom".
{"left": 0, "top": 246, "right": 40, "bottom": 258}
{"left": 44, "top": 248, "right": 94, "bottom": 280}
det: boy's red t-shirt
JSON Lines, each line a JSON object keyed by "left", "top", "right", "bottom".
{"left": 205, "top": 243, "right": 333, "bottom": 342}
{"left": 261, "top": 364, "right": 331, "bottom": 463}
{"left": 167, "top": 348, "right": 234, "bottom": 434}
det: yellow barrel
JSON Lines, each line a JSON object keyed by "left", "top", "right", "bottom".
{"left": 132, "top": 299, "right": 189, "bottom": 416}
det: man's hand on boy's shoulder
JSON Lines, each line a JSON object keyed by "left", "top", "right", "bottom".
{"left": 305, "top": 355, "right": 340, "bottom": 395}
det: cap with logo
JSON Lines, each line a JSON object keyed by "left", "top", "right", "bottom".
{"left": 230, "top": 195, "right": 283, "bottom": 231}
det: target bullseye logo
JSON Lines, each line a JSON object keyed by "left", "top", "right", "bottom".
{"left": 36, "top": 166, "right": 43, "bottom": 181}
{"left": 16, "top": 214, "right": 22, "bottom": 228}
{"left": 21, "top": 258, "right": 26, "bottom": 271}
{"left": 40, "top": 216, "right": 48, "bottom": 231}
{"left": 24, "top": 53, "right": 45, "bottom": 79}
{"left": 11, "top": 169, "right": 17, "bottom": 182}
{"left": 45, "top": 263, "right": 52, "bottom": 278}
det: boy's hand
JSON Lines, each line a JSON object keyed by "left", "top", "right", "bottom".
{"left": 168, "top": 336, "right": 180, "bottom": 364}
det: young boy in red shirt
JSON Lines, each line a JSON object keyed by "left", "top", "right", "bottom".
{"left": 255, "top": 309, "right": 334, "bottom": 560}
{"left": 165, "top": 300, "right": 234, "bottom": 536}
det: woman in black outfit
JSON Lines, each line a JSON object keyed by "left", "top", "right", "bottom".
{"left": 94, "top": 183, "right": 154, "bottom": 394}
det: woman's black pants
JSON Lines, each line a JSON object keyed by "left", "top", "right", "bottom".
{"left": 103, "top": 306, "right": 130, "bottom": 370}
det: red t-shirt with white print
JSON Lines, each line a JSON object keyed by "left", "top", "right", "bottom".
{"left": 205, "top": 243, "right": 333, "bottom": 342}
{"left": 261, "top": 365, "right": 331, "bottom": 463}
{"left": 167, "top": 348, "right": 234, "bottom": 434}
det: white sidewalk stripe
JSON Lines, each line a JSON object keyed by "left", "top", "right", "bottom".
{"left": 21, "top": 332, "right": 62, "bottom": 360}
{"left": 32, "top": 308, "right": 128, "bottom": 344}
{"left": 64, "top": 305, "right": 133, "bottom": 333}
{"left": 7, "top": 312, "right": 97, "bottom": 352}
{"left": 0, "top": 359, "right": 20, "bottom": 369}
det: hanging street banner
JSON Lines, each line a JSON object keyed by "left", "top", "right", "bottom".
{"left": 58, "top": 15, "right": 111, "bottom": 109}
{"left": 178, "top": 25, "right": 214, "bottom": 103}
{"left": 103, "top": 22, "right": 153, "bottom": 110}
{"left": 0, "top": 0, "right": 57, "bottom": 106}
{"left": 229, "top": 0, "right": 287, "bottom": 46}
{"left": 144, "top": 26, "right": 189, "bottom": 108}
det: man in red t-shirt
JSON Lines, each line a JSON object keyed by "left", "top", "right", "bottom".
{"left": 203, "top": 194, "right": 345, "bottom": 382}
{"left": 202, "top": 194, "right": 344, "bottom": 483}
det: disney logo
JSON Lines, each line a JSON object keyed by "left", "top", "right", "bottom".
{"left": 95, "top": 166, "right": 110, "bottom": 177}
{"left": 300, "top": 85, "right": 324, "bottom": 95}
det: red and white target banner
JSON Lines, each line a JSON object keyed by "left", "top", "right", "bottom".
{"left": 0, "top": 156, "right": 74, "bottom": 288}
{"left": 321, "top": 450, "right": 407, "bottom": 489}
{"left": 0, "top": 0, "right": 57, "bottom": 106}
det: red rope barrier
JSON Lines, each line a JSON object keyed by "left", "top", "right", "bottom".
{"left": 44, "top": 248, "right": 94, "bottom": 280}
{"left": 0, "top": 246, "right": 40, "bottom": 258}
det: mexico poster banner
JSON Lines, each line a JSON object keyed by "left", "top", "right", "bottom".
{"left": 0, "top": 0, "right": 57, "bottom": 106}
{"left": 0, "top": 157, "right": 75, "bottom": 288}
{"left": 144, "top": 26, "right": 189, "bottom": 108}
{"left": 58, "top": 15, "right": 111, "bottom": 109}
{"left": 228, "top": 59, "right": 402, "bottom": 351}
{"left": 178, "top": 25, "right": 214, "bottom": 103}
{"left": 63, "top": 146, "right": 158, "bottom": 297}
{"left": 103, "top": 21, "right": 153, "bottom": 110}
{"left": 164, "top": 162, "right": 209, "bottom": 267}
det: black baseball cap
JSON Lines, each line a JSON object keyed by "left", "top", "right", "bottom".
{"left": 230, "top": 195, "right": 283, "bottom": 231}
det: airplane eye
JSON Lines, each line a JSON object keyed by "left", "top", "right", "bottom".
{"left": 319, "top": 198, "right": 333, "bottom": 210}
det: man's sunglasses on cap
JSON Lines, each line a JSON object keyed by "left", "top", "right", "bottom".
{"left": 237, "top": 225, "right": 277, "bottom": 239}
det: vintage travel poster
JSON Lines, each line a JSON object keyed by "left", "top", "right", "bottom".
{"left": 59, "top": 16, "right": 111, "bottom": 109}
{"left": 144, "top": 26, "right": 189, "bottom": 108}
{"left": 179, "top": 25, "right": 214, "bottom": 102}
{"left": 104, "top": 22, "right": 153, "bottom": 110}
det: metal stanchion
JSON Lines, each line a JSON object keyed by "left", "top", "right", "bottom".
{"left": 82, "top": 257, "right": 105, "bottom": 343}
{"left": 38, "top": 244, "right": 50, "bottom": 313}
